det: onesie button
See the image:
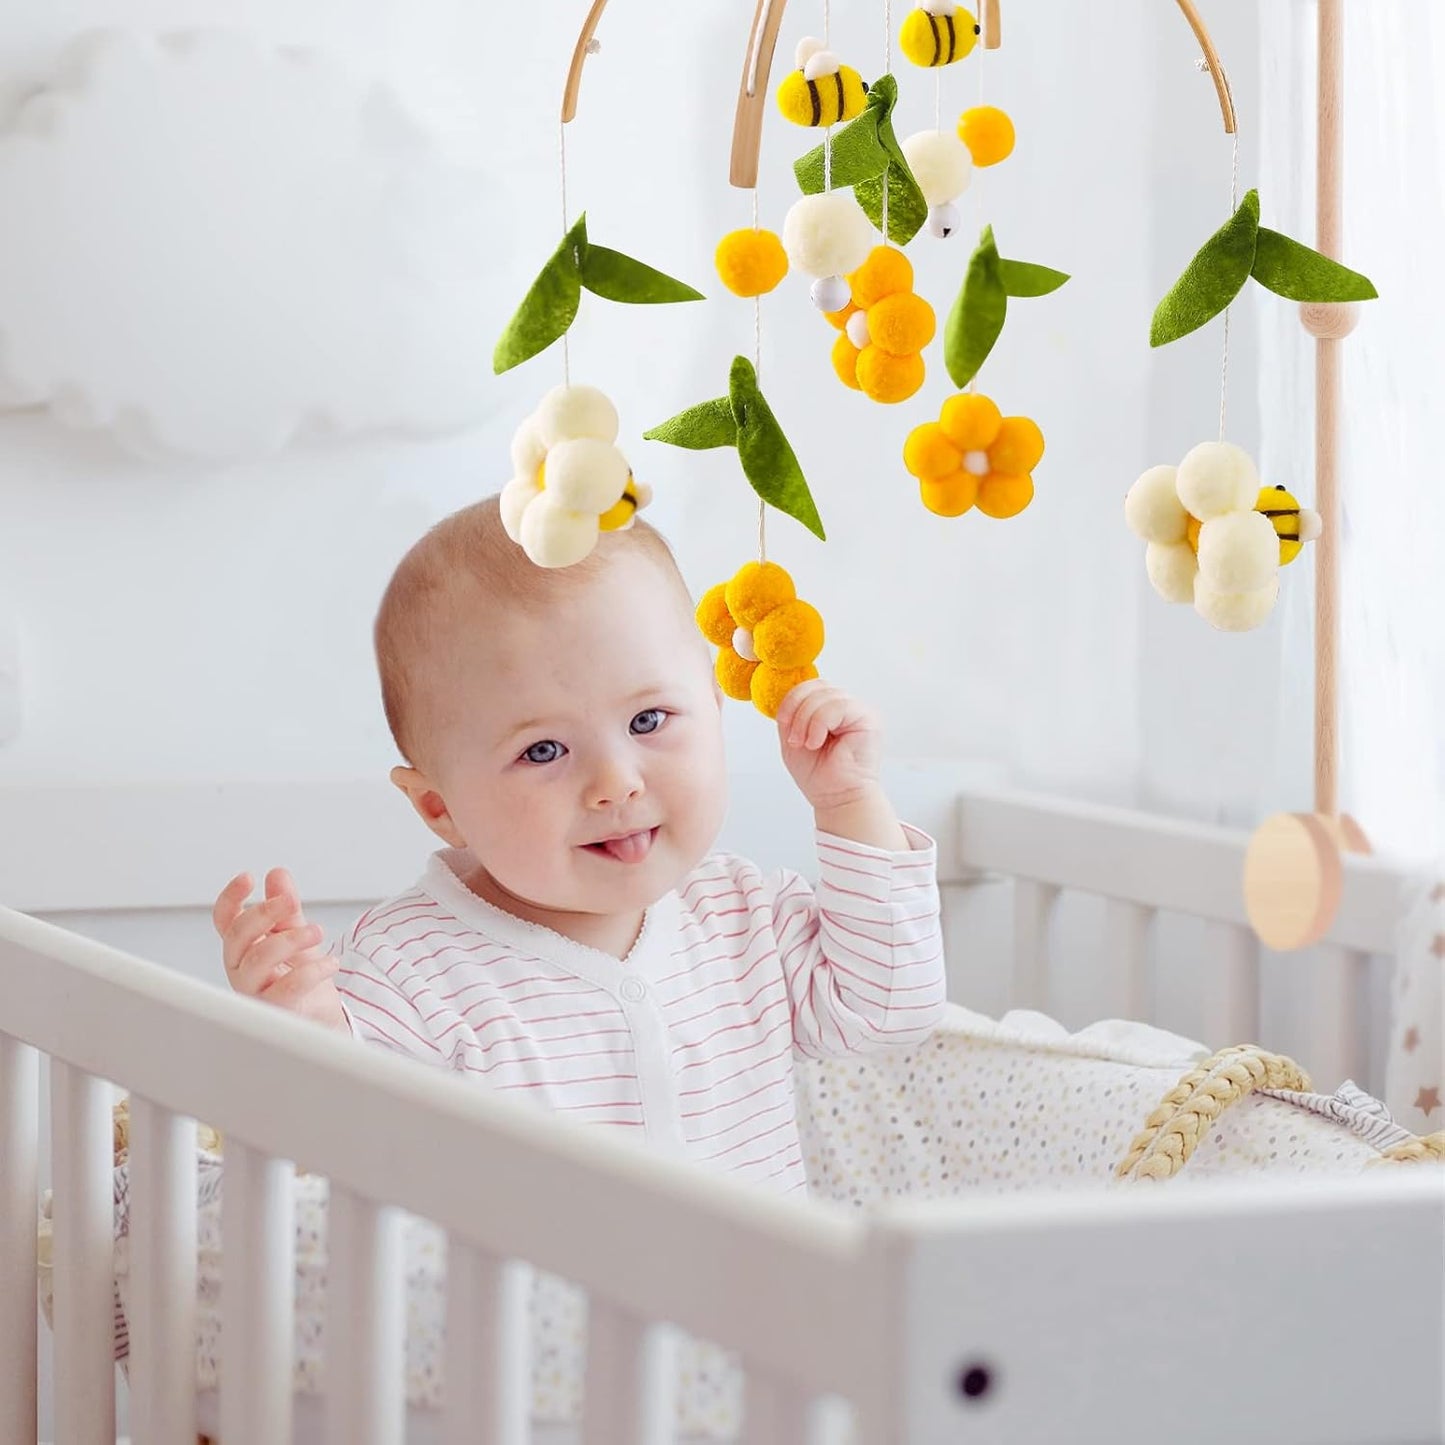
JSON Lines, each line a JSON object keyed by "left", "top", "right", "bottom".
{"left": 619, "top": 977, "right": 646, "bottom": 1003}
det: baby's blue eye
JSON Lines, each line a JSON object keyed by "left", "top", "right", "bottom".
{"left": 630, "top": 709, "right": 666, "bottom": 736}
{"left": 522, "top": 739, "right": 566, "bottom": 765}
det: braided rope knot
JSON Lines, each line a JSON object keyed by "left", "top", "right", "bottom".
{"left": 1368, "top": 1131, "right": 1445, "bottom": 1167}
{"left": 1115, "top": 1045, "right": 1310, "bottom": 1182}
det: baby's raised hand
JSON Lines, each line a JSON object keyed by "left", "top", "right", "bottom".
{"left": 775, "top": 680, "right": 906, "bottom": 850}
{"left": 212, "top": 867, "right": 347, "bottom": 1032}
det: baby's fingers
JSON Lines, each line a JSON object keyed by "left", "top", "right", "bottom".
{"left": 212, "top": 873, "right": 254, "bottom": 937}
{"left": 264, "top": 867, "right": 306, "bottom": 927}
{"left": 231, "top": 923, "right": 324, "bottom": 996}
{"left": 260, "top": 953, "right": 340, "bottom": 1011}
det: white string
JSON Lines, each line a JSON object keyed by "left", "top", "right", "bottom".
{"left": 559, "top": 120, "right": 572, "bottom": 386}
{"left": 1218, "top": 124, "right": 1240, "bottom": 441}
{"left": 935, "top": 68, "right": 942, "bottom": 131}
{"left": 758, "top": 499, "right": 768, "bottom": 562}
{"left": 749, "top": 183, "right": 764, "bottom": 559}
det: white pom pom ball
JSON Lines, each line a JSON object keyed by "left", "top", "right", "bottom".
{"left": 783, "top": 192, "right": 875, "bottom": 279}
{"left": 845, "top": 310, "right": 871, "bottom": 347}
{"left": 1196, "top": 510, "right": 1279, "bottom": 593}
{"left": 811, "top": 274, "right": 852, "bottom": 313}
{"left": 535, "top": 384, "right": 619, "bottom": 448}
{"left": 926, "top": 202, "right": 962, "bottom": 238}
{"left": 1145, "top": 541, "right": 1198, "bottom": 604}
{"left": 519, "top": 497, "right": 599, "bottom": 569}
{"left": 499, "top": 474, "right": 541, "bottom": 542}
{"left": 901, "top": 129, "right": 973, "bottom": 206}
{"left": 509, "top": 418, "right": 546, "bottom": 481}
{"left": 1194, "top": 575, "right": 1279, "bottom": 632}
{"left": 1175, "top": 441, "right": 1259, "bottom": 520}
{"left": 803, "top": 49, "right": 841, "bottom": 80}
{"left": 543, "top": 437, "right": 630, "bottom": 513}
{"left": 1124, "top": 464, "right": 1187, "bottom": 543}
{"left": 794, "top": 35, "right": 826, "bottom": 69}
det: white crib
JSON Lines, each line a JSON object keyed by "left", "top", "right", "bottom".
{"left": 2, "top": 772, "right": 1441, "bottom": 1444}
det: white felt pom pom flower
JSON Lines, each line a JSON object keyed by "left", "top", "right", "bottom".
{"left": 1124, "top": 441, "right": 1320, "bottom": 632}
{"left": 501, "top": 384, "right": 651, "bottom": 569}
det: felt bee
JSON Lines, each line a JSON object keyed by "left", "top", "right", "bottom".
{"left": 777, "top": 37, "right": 868, "bottom": 127}
{"left": 1255, "top": 484, "right": 1321, "bottom": 565}
{"left": 598, "top": 473, "right": 651, "bottom": 532}
{"left": 899, "top": 2, "right": 980, "bottom": 68}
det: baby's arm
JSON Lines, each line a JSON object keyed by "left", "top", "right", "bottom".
{"left": 770, "top": 681, "right": 947, "bottom": 1055}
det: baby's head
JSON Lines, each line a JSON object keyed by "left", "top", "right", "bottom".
{"left": 375, "top": 497, "right": 727, "bottom": 922}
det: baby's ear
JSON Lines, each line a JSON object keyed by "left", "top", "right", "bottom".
{"left": 390, "top": 766, "right": 467, "bottom": 848}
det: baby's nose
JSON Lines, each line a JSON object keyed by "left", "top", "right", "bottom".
{"left": 588, "top": 759, "right": 644, "bottom": 809}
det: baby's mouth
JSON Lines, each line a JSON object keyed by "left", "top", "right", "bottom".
{"left": 583, "top": 828, "right": 658, "bottom": 864}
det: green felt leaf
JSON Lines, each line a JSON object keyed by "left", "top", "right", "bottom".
{"left": 998, "top": 259, "right": 1070, "bottom": 297}
{"left": 852, "top": 76, "right": 927, "bottom": 245}
{"left": 1250, "top": 228, "right": 1378, "bottom": 302}
{"left": 945, "top": 226, "right": 1008, "bottom": 388}
{"left": 580, "top": 244, "right": 704, "bottom": 304}
{"left": 728, "top": 356, "right": 825, "bottom": 541}
{"left": 793, "top": 88, "right": 890, "bottom": 194}
{"left": 642, "top": 397, "right": 737, "bottom": 450}
{"left": 493, "top": 215, "right": 586, "bottom": 374}
{"left": 1150, "top": 189, "right": 1260, "bottom": 347}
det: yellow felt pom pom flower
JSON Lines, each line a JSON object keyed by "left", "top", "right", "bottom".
{"left": 903, "top": 392, "right": 1044, "bottom": 519}
{"left": 828, "top": 246, "right": 935, "bottom": 404}
{"left": 715, "top": 228, "right": 789, "bottom": 297}
{"left": 957, "top": 105, "right": 1015, "bottom": 167}
{"left": 696, "top": 562, "right": 825, "bottom": 718}
{"left": 501, "top": 385, "right": 652, "bottom": 568}
{"left": 899, "top": 2, "right": 979, "bottom": 68}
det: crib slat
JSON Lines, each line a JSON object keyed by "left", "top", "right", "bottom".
{"left": 1103, "top": 899, "right": 1152, "bottom": 1019}
{"left": 1309, "top": 944, "right": 1367, "bottom": 1092}
{"left": 582, "top": 1301, "right": 675, "bottom": 1445}
{"left": 1011, "top": 880, "right": 1059, "bottom": 1011}
{"left": 221, "top": 1143, "right": 295, "bottom": 1445}
{"left": 326, "top": 1187, "right": 405, "bottom": 1445}
{"left": 0, "top": 1035, "right": 38, "bottom": 1445}
{"left": 127, "top": 1098, "right": 198, "bottom": 1445}
{"left": 49, "top": 1062, "right": 116, "bottom": 1445}
{"left": 442, "top": 1244, "right": 531, "bottom": 1445}
{"left": 747, "top": 1371, "right": 814, "bottom": 1445}
{"left": 1205, "top": 923, "right": 1260, "bottom": 1046}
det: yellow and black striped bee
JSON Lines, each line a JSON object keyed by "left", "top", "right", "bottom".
{"left": 598, "top": 473, "right": 652, "bottom": 533}
{"left": 900, "top": 2, "right": 980, "bottom": 68}
{"left": 1255, "top": 484, "right": 1322, "bottom": 565}
{"left": 777, "top": 37, "right": 869, "bottom": 127}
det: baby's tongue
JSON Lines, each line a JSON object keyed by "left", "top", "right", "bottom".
{"left": 600, "top": 830, "right": 651, "bottom": 863}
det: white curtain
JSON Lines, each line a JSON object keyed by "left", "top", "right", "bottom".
{"left": 1259, "top": 1, "right": 1444, "bottom": 1132}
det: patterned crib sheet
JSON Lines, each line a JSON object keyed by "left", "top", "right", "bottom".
{"left": 38, "top": 1005, "right": 1413, "bottom": 1432}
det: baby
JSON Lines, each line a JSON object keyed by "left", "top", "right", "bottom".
{"left": 213, "top": 497, "right": 945, "bottom": 1194}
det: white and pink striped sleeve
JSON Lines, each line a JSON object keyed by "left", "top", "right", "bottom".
{"left": 334, "top": 942, "right": 448, "bottom": 1066}
{"left": 771, "top": 825, "right": 946, "bottom": 1059}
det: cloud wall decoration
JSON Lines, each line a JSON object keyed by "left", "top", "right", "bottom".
{"left": 0, "top": 29, "right": 499, "bottom": 460}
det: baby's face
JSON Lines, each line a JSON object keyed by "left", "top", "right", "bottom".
{"left": 417, "top": 551, "right": 727, "bottom": 922}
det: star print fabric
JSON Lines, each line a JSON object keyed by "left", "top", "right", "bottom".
{"left": 1388, "top": 872, "right": 1444, "bottom": 1132}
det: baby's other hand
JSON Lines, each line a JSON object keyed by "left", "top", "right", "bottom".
{"left": 775, "top": 679, "right": 885, "bottom": 812}
{"left": 212, "top": 868, "right": 347, "bottom": 1032}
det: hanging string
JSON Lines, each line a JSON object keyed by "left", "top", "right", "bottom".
{"left": 558, "top": 118, "right": 572, "bottom": 386}
{"left": 1218, "top": 119, "right": 1241, "bottom": 441}
{"left": 751, "top": 190, "right": 763, "bottom": 380}
{"left": 934, "top": 68, "right": 942, "bottom": 132}
{"left": 823, "top": 0, "right": 833, "bottom": 191}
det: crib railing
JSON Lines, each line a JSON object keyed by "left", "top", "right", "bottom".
{"left": 949, "top": 788, "right": 1402, "bottom": 1091}
{"left": 0, "top": 904, "right": 886, "bottom": 1445}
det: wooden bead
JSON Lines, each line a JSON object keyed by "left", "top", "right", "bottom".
{"left": 1243, "top": 812, "right": 1343, "bottom": 951}
{"left": 1299, "top": 301, "right": 1359, "bottom": 340}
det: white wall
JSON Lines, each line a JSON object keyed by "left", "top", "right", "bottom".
{"left": 0, "top": 0, "right": 1265, "bottom": 814}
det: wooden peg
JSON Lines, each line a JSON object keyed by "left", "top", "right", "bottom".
{"left": 983, "top": 0, "right": 1002, "bottom": 50}
{"left": 730, "top": 0, "right": 791, "bottom": 189}
{"left": 562, "top": 0, "right": 611, "bottom": 125}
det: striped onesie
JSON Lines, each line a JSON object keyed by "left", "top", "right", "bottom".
{"left": 337, "top": 827, "right": 946, "bottom": 1195}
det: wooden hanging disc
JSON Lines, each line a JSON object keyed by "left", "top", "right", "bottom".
{"left": 1243, "top": 812, "right": 1344, "bottom": 951}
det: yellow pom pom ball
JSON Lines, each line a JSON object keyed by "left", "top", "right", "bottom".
{"left": 920, "top": 472, "right": 979, "bottom": 517}
{"left": 867, "top": 292, "right": 936, "bottom": 357}
{"left": 977, "top": 472, "right": 1034, "bottom": 518}
{"left": 716, "top": 648, "right": 759, "bottom": 702}
{"left": 903, "top": 422, "right": 962, "bottom": 480}
{"left": 726, "top": 561, "right": 796, "bottom": 629}
{"left": 857, "top": 347, "right": 925, "bottom": 404}
{"left": 848, "top": 246, "right": 914, "bottom": 309}
{"left": 939, "top": 392, "right": 1002, "bottom": 449}
{"left": 989, "top": 415, "right": 1045, "bottom": 474}
{"left": 752, "top": 599, "right": 825, "bottom": 669}
{"left": 715, "top": 228, "right": 789, "bottom": 298}
{"left": 957, "top": 105, "right": 1015, "bottom": 167}
{"left": 831, "top": 333, "right": 862, "bottom": 390}
{"left": 695, "top": 583, "right": 737, "bottom": 648}
{"left": 751, "top": 663, "right": 819, "bottom": 719}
